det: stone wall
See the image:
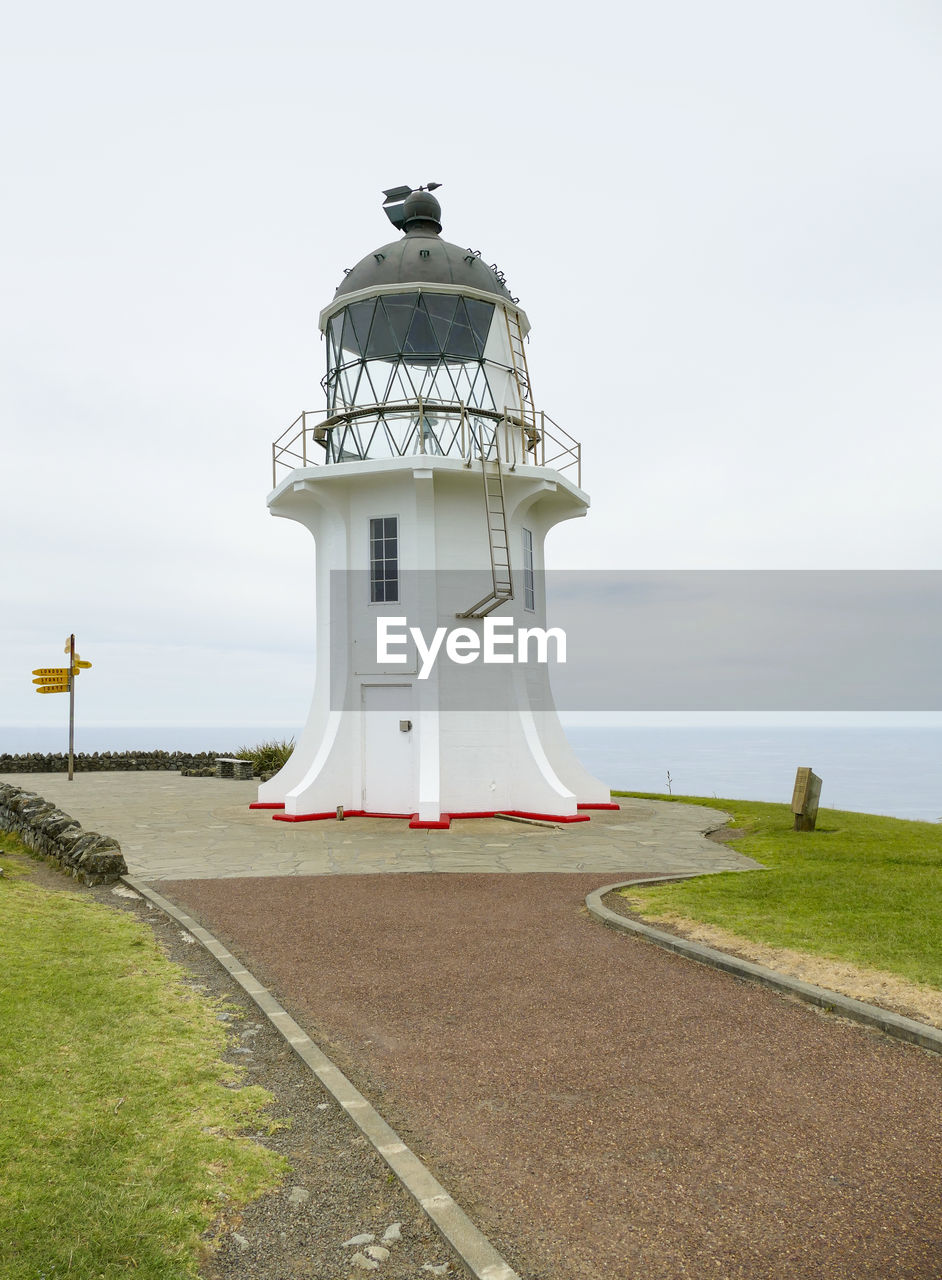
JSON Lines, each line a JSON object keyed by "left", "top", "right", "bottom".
{"left": 0, "top": 782, "right": 128, "bottom": 885}
{"left": 0, "top": 750, "right": 228, "bottom": 774}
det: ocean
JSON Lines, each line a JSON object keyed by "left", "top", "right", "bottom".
{"left": 2, "top": 724, "right": 941, "bottom": 823}
{"left": 564, "top": 725, "right": 942, "bottom": 823}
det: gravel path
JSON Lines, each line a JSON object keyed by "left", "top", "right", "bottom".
{"left": 158, "top": 871, "right": 942, "bottom": 1280}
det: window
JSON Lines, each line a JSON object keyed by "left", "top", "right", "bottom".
{"left": 370, "top": 517, "right": 399, "bottom": 603}
{"left": 324, "top": 294, "right": 497, "bottom": 420}
{"left": 522, "top": 528, "right": 535, "bottom": 612}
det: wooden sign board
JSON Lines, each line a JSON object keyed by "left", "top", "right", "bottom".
{"left": 791, "top": 767, "right": 822, "bottom": 832}
{"left": 37, "top": 684, "right": 70, "bottom": 695}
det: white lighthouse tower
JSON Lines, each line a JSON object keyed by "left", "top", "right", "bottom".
{"left": 259, "top": 186, "right": 613, "bottom": 828}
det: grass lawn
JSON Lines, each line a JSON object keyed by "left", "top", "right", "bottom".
{"left": 615, "top": 793, "right": 942, "bottom": 991}
{"left": 0, "top": 831, "right": 287, "bottom": 1280}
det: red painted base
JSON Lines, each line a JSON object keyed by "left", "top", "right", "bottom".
{"left": 260, "top": 805, "right": 608, "bottom": 829}
{"left": 500, "top": 810, "right": 591, "bottom": 824}
{"left": 272, "top": 808, "right": 424, "bottom": 824}
{"left": 249, "top": 802, "right": 286, "bottom": 810}
{"left": 274, "top": 809, "right": 362, "bottom": 823}
{"left": 274, "top": 811, "right": 336, "bottom": 823}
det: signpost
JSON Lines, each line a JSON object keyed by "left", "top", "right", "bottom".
{"left": 67, "top": 635, "right": 75, "bottom": 781}
{"left": 31, "top": 635, "right": 93, "bottom": 781}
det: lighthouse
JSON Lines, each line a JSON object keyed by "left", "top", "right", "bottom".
{"left": 259, "top": 186, "right": 613, "bottom": 827}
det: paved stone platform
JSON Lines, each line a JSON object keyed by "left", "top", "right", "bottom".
{"left": 0, "top": 772, "right": 763, "bottom": 880}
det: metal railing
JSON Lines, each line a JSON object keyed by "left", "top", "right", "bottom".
{"left": 271, "top": 399, "right": 582, "bottom": 488}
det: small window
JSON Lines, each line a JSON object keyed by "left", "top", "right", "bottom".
{"left": 522, "top": 528, "right": 535, "bottom": 612}
{"left": 370, "top": 516, "right": 399, "bottom": 603}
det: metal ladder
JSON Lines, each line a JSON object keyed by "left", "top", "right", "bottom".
{"left": 457, "top": 442, "right": 514, "bottom": 619}
{"left": 504, "top": 307, "right": 539, "bottom": 452}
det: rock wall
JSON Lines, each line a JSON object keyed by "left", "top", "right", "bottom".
{"left": 0, "top": 750, "right": 227, "bottom": 774}
{"left": 0, "top": 782, "right": 128, "bottom": 885}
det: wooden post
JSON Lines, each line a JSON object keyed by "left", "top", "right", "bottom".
{"left": 791, "top": 766, "right": 822, "bottom": 831}
{"left": 68, "top": 633, "right": 75, "bottom": 782}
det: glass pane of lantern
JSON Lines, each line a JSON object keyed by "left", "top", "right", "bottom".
{"left": 444, "top": 298, "right": 478, "bottom": 359}
{"left": 347, "top": 300, "right": 375, "bottom": 354}
{"left": 353, "top": 358, "right": 378, "bottom": 401}
{"left": 390, "top": 363, "right": 419, "bottom": 402}
{"left": 424, "top": 294, "right": 459, "bottom": 347}
{"left": 327, "top": 315, "right": 343, "bottom": 365}
{"left": 464, "top": 298, "right": 495, "bottom": 354}
{"left": 404, "top": 306, "right": 437, "bottom": 359}
{"left": 465, "top": 362, "right": 495, "bottom": 409}
{"left": 346, "top": 363, "right": 369, "bottom": 405}
{"left": 329, "top": 366, "right": 347, "bottom": 407}
{"left": 339, "top": 308, "right": 359, "bottom": 357}
{"left": 366, "top": 305, "right": 398, "bottom": 359}
{"left": 383, "top": 294, "right": 417, "bottom": 349}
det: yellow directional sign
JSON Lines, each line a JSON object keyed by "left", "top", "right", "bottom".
{"left": 33, "top": 667, "right": 71, "bottom": 677}
{"left": 37, "top": 684, "right": 70, "bottom": 695}
{"left": 34, "top": 676, "right": 71, "bottom": 686}
{"left": 74, "top": 659, "right": 92, "bottom": 669}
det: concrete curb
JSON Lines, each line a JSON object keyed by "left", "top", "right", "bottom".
{"left": 586, "top": 878, "right": 942, "bottom": 1057}
{"left": 123, "top": 876, "right": 520, "bottom": 1280}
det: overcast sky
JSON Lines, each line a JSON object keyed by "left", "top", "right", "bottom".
{"left": 3, "top": 0, "right": 941, "bottom": 736}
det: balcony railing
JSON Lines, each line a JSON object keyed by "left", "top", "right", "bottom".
{"left": 271, "top": 400, "right": 582, "bottom": 488}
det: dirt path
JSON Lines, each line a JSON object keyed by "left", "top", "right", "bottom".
{"left": 159, "top": 872, "right": 942, "bottom": 1280}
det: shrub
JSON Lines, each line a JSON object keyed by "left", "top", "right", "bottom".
{"left": 235, "top": 738, "right": 295, "bottom": 777}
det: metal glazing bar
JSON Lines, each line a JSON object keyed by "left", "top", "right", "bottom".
{"left": 271, "top": 400, "right": 583, "bottom": 478}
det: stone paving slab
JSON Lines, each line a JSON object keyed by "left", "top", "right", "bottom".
{"left": 0, "top": 772, "right": 763, "bottom": 880}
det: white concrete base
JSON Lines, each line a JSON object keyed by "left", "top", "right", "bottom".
{"left": 259, "top": 455, "right": 611, "bottom": 822}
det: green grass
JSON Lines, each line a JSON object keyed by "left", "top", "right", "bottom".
{"left": 615, "top": 793, "right": 942, "bottom": 990}
{"left": 0, "top": 833, "right": 287, "bottom": 1279}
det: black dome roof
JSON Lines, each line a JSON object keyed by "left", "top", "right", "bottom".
{"left": 332, "top": 232, "right": 515, "bottom": 306}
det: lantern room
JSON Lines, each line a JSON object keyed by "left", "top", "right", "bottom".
{"left": 315, "top": 188, "right": 531, "bottom": 464}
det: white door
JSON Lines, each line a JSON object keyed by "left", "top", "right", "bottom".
{"left": 362, "top": 684, "right": 415, "bottom": 814}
